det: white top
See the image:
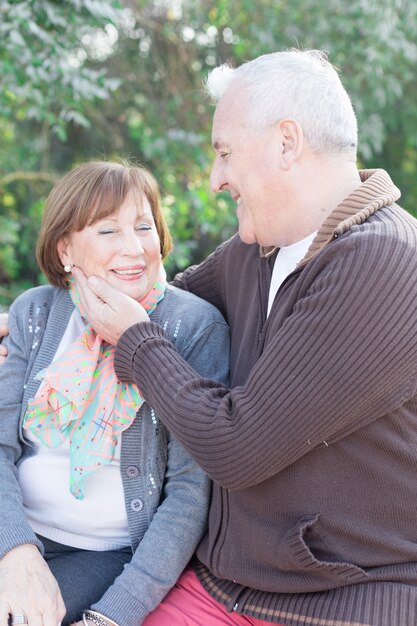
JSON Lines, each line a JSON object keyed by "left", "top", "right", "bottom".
{"left": 267, "top": 231, "right": 317, "bottom": 317}
{"left": 18, "top": 308, "right": 130, "bottom": 550}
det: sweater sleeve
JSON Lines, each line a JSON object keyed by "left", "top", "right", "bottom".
{"left": 115, "top": 231, "right": 417, "bottom": 490}
{"left": 93, "top": 303, "right": 229, "bottom": 625}
{"left": 0, "top": 303, "right": 44, "bottom": 556}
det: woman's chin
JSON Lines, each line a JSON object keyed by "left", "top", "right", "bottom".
{"left": 110, "top": 280, "right": 148, "bottom": 302}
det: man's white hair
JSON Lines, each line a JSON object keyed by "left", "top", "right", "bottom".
{"left": 205, "top": 50, "right": 358, "bottom": 157}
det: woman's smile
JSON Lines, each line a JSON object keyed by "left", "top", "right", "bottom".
{"left": 111, "top": 265, "right": 146, "bottom": 281}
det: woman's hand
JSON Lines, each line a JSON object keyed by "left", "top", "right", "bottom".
{"left": 0, "top": 544, "right": 66, "bottom": 626}
{"left": 72, "top": 267, "right": 149, "bottom": 346}
{"left": 0, "top": 313, "right": 8, "bottom": 365}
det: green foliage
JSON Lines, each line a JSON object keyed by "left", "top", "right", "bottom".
{"left": 1, "top": 0, "right": 417, "bottom": 307}
{"left": 0, "top": 0, "right": 126, "bottom": 140}
{"left": 0, "top": 176, "right": 53, "bottom": 305}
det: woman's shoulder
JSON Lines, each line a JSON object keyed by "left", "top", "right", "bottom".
{"left": 9, "top": 284, "right": 66, "bottom": 315}
{"left": 162, "top": 284, "right": 227, "bottom": 325}
{"left": 159, "top": 286, "right": 229, "bottom": 382}
{"left": 7, "top": 286, "right": 74, "bottom": 362}
{"left": 8, "top": 286, "right": 72, "bottom": 340}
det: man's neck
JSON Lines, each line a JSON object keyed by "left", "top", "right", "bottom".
{"left": 283, "top": 157, "right": 362, "bottom": 245}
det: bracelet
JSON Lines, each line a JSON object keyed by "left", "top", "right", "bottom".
{"left": 82, "top": 610, "right": 119, "bottom": 626}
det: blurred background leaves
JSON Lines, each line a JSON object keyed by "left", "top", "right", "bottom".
{"left": 1, "top": 0, "right": 416, "bottom": 307}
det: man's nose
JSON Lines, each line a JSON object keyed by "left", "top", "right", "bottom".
{"left": 210, "top": 158, "right": 226, "bottom": 193}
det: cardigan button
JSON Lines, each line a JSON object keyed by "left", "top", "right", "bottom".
{"left": 130, "top": 498, "right": 144, "bottom": 512}
{"left": 126, "top": 465, "right": 139, "bottom": 478}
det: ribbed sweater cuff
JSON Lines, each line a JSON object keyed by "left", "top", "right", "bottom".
{"left": 114, "top": 320, "right": 204, "bottom": 431}
{"left": 92, "top": 585, "right": 148, "bottom": 626}
{"left": 0, "top": 523, "right": 44, "bottom": 559}
{"left": 114, "top": 322, "right": 167, "bottom": 384}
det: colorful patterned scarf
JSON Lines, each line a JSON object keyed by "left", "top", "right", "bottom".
{"left": 23, "top": 268, "right": 166, "bottom": 500}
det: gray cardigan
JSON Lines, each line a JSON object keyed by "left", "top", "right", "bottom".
{"left": 0, "top": 284, "right": 229, "bottom": 625}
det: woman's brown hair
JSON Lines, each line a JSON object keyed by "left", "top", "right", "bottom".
{"left": 36, "top": 161, "right": 173, "bottom": 289}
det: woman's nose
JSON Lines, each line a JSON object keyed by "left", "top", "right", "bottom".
{"left": 121, "top": 230, "right": 144, "bottom": 255}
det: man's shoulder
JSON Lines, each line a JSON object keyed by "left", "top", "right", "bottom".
{"left": 359, "top": 203, "right": 417, "bottom": 252}
{"left": 382, "top": 202, "right": 417, "bottom": 230}
{"left": 303, "top": 203, "right": 417, "bottom": 286}
{"left": 325, "top": 203, "right": 417, "bottom": 252}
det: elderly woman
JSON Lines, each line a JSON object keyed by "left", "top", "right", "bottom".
{"left": 0, "top": 162, "right": 229, "bottom": 626}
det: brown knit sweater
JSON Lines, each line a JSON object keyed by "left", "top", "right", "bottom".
{"left": 115, "top": 170, "right": 417, "bottom": 626}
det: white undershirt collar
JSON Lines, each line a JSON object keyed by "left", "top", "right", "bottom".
{"left": 267, "top": 231, "right": 317, "bottom": 317}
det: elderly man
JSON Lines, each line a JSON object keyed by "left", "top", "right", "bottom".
{"left": 4, "top": 50, "right": 417, "bottom": 625}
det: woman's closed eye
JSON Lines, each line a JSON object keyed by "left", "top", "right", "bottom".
{"left": 98, "top": 224, "right": 153, "bottom": 235}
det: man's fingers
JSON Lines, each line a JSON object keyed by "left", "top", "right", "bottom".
{"left": 71, "top": 266, "right": 149, "bottom": 344}
{"left": 0, "top": 312, "right": 9, "bottom": 337}
{"left": 87, "top": 275, "right": 124, "bottom": 312}
{"left": 71, "top": 266, "right": 102, "bottom": 314}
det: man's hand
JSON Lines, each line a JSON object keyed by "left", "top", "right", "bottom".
{"left": 0, "top": 313, "right": 9, "bottom": 365}
{"left": 0, "top": 544, "right": 66, "bottom": 626}
{"left": 72, "top": 267, "right": 149, "bottom": 345}
{"left": 0, "top": 313, "right": 8, "bottom": 337}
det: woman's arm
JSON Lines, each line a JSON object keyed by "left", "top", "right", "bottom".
{"left": 92, "top": 432, "right": 210, "bottom": 626}
{"left": 0, "top": 303, "right": 65, "bottom": 625}
{"left": 0, "top": 305, "right": 42, "bottom": 554}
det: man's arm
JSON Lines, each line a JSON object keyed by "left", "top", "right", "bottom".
{"left": 75, "top": 229, "right": 417, "bottom": 489}
{"left": 113, "top": 235, "right": 417, "bottom": 489}
{"left": 92, "top": 300, "right": 229, "bottom": 625}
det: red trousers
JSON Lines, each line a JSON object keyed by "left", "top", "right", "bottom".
{"left": 143, "top": 567, "right": 286, "bottom": 626}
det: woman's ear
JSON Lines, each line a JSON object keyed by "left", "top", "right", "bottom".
{"left": 277, "top": 118, "right": 304, "bottom": 169}
{"left": 57, "top": 236, "right": 72, "bottom": 266}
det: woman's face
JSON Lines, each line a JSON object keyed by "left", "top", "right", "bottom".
{"left": 58, "top": 188, "right": 162, "bottom": 302}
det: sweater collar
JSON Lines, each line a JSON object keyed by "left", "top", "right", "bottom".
{"left": 260, "top": 169, "right": 401, "bottom": 266}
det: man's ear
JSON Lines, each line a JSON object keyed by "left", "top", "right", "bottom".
{"left": 277, "top": 118, "right": 304, "bottom": 169}
{"left": 56, "top": 236, "right": 72, "bottom": 266}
